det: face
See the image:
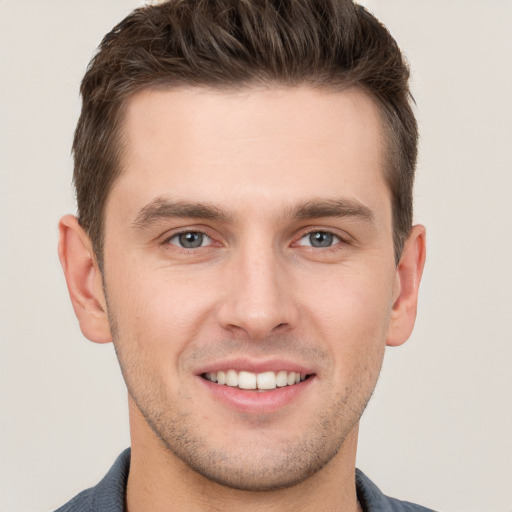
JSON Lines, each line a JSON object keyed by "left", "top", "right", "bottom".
{"left": 101, "top": 86, "right": 401, "bottom": 490}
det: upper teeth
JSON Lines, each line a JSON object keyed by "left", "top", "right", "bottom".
{"left": 204, "top": 370, "right": 307, "bottom": 390}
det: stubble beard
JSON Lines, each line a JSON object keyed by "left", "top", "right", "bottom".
{"left": 107, "top": 305, "right": 384, "bottom": 492}
{"left": 123, "top": 369, "right": 376, "bottom": 492}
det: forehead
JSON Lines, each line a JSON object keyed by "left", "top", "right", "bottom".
{"left": 109, "top": 86, "right": 389, "bottom": 223}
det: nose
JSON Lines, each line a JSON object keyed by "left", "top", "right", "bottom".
{"left": 216, "top": 244, "right": 299, "bottom": 340}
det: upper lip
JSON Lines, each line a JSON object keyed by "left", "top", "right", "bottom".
{"left": 195, "top": 358, "right": 315, "bottom": 376}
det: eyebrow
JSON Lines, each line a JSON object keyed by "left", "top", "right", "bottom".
{"left": 132, "top": 196, "right": 374, "bottom": 230}
{"left": 132, "top": 197, "right": 232, "bottom": 229}
{"left": 286, "top": 199, "right": 375, "bottom": 223}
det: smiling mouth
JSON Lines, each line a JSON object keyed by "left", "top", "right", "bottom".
{"left": 202, "top": 370, "right": 311, "bottom": 391}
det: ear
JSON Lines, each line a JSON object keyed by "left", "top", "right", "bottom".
{"left": 386, "top": 224, "right": 426, "bottom": 347}
{"left": 58, "top": 215, "right": 112, "bottom": 343}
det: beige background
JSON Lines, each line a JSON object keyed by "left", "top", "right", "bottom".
{"left": 1, "top": 1, "right": 511, "bottom": 511}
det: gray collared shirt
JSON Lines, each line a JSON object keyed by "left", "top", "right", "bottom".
{"left": 55, "top": 449, "right": 437, "bottom": 512}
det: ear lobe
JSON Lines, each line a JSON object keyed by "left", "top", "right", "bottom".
{"left": 386, "top": 224, "right": 426, "bottom": 347}
{"left": 58, "top": 215, "right": 112, "bottom": 344}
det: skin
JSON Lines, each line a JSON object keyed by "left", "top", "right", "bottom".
{"left": 59, "top": 86, "right": 426, "bottom": 512}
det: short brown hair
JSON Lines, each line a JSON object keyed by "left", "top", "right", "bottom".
{"left": 73, "top": 0, "right": 417, "bottom": 268}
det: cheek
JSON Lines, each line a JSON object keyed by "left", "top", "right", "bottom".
{"left": 297, "top": 264, "right": 394, "bottom": 362}
{"left": 105, "top": 261, "right": 220, "bottom": 361}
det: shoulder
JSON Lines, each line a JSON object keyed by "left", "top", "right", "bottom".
{"left": 356, "top": 469, "right": 438, "bottom": 512}
{"left": 53, "top": 449, "right": 131, "bottom": 512}
{"left": 53, "top": 487, "right": 95, "bottom": 512}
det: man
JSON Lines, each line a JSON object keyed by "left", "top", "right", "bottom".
{"left": 56, "top": 0, "right": 430, "bottom": 510}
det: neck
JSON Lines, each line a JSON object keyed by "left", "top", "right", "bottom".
{"left": 126, "top": 405, "right": 362, "bottom": 512}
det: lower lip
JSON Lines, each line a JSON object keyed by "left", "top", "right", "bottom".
{"left": 198, "top": 376, "right": 315, "bottom": 414}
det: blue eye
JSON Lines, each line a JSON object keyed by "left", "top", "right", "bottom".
{"left": 168, "top": 231, "right": 211, "bottom": 249}
{"left": 298, "top": 231, "right": 340, "bottom": 248}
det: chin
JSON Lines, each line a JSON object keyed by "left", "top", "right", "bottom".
{"left": 164, "top": 438, "right": 342, "bottom": 492}
{"left": 137, "top": 396, "right": 357, "bottom": 493}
